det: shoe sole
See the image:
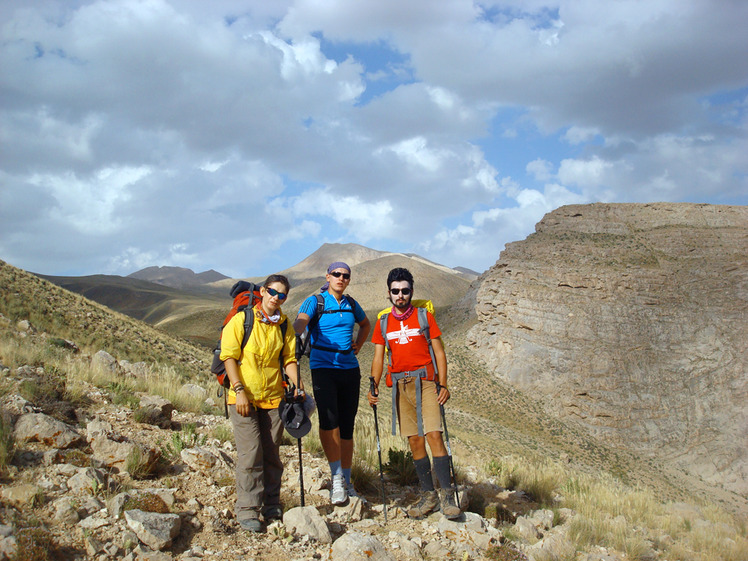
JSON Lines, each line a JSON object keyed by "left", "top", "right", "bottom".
{"left": 239, "top": 521, "right": 263, "bottom": 532}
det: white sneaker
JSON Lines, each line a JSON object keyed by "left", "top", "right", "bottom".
{"left": 330, "top": 474, "right": 347, "bottom": 505}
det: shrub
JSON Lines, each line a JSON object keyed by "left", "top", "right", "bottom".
{"left": 60, "top": 449, "right": 90, "bottom": 468}
{"left": 384, "top": 448, "right": 417, "bottom": 486}
{"left": 12, "top": 520, "right": 55, "bottom": 561}
{"left": 485, "top": 543, "right": 528, "bottom": 561}
{"left": 0, "top": 412, "right": 15, "bottom": 474}
{"left": 211, "top": 423, "right": 233, "bottom": 443}
{"left": 160, "top": 423, "right": 206, "bottom": 461}
{"left": 351, "top": 454, "right": 378, "bottom": 492}
{"left": 123, "top": 492, "right": 169, "bottom": 514}
{"left": 125, "top": 446, "right": 158, "bottom": 480}
{"left": 107, "top": 382, "right": 139, "bottom": 409}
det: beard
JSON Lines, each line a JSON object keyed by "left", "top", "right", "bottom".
{"left": 391, "top": 297, "right": 411, "bottom": 310}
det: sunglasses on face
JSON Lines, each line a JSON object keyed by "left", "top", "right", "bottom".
{"left": 390, "top": 287, "right": 412, "bottom": 296}
{"left": 266, "top": 287, "right": 287, "bottom": 300}
{"left": 329, "top": 271, "right": 351, "bottom": 280}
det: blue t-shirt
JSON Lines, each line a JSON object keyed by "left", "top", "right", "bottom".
{"left": 298, "top": 291, "right": 366, "bottom": 370}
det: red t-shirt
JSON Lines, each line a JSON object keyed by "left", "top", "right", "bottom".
{"left": 372, "top": 309, "right": 441, "bottom": 373}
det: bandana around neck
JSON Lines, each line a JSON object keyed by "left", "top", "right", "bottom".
{"left": 391, "top": 304, "right": 414, "bottom": 321}
{"left": 256, "top": 304, "right": 281, "bottom": 324}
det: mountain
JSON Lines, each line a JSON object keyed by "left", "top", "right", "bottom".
{"left": 465, "top": 202, "right": 748, "bottom": 500}
{"left": 275, "top": 243, "right": 478, "bottom": 284}
{"left": 36, "top": 243, "right": 475, "bottom": 348}
{"left": 128, "top": 266, "right": 229, "bottom": 288}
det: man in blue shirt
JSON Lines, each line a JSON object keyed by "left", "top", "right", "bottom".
{"left": 294, "top": 262, "right": 371, "bottom": 505}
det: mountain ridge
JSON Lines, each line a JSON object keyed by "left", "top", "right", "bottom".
{"left": 466, "top": 202, "right": 748, "bottom": 500}
{"left": 128, "top": 265, "right": 229, "bottom": 288}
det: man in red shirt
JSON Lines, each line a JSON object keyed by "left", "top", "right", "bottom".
{"left": 368, "top": 267, "right": 460, "bottom": 520}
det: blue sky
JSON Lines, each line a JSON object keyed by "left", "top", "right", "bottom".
{"left": 1, "top": 0, "right": 746, "bottom": 278}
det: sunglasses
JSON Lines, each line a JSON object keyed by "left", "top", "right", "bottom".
{"left": 390, "top": 287, "right": 412, "bottom": 296}
{"left": 265, "top": 287, "right": 287, "bottom": 300}
{"left": 329, "top": 271, "right": 351, "bottom": 280}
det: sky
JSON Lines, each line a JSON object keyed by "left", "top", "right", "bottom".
{"left": 1, "top": 0, "right": 747, "bottom": 278}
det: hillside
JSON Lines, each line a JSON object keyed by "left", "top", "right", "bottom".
{"left": 2, "top": 260, "right": 210, "bottom": 376}
{"left": 37, "top": 273, "right": 226, "bottom": 324}
{"left": 466, "top": 202, "right": 748, "bottom": 503}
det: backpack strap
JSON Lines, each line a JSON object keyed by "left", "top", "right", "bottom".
{"left": 389, "top": 368, "right": 428, "bottom": 436}
{"left": 307, "top": 293, "right": 357, "bottom": 354}
{"left": 240, "top": 307, "right": 255, "bottom": 351}
{"left": 416, "top": 307, "right": 438, "bottom": 377}
{"left": 380, "top": 313, "right": 393, "bottom": 369}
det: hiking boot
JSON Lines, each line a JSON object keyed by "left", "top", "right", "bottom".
{"left": 263, "top": 506, "right": 283, "bottom": 521}
{"left": 407, "top": 490, "right": 439, "bottom": 518}
{"left": 441, "top": 492, "right": 461, "bottom": 520}
{"left": 330, "top": 474, "right": 347, "bottom": 505}
{"left": 238, "top": 517, "right": 263, "bottom": 533}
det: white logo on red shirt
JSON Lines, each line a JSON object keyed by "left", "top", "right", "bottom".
{"left": 386, "top": 321, "right": 421, "bottom": 345}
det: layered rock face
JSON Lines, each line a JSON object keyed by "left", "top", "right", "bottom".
{"left": 467, "top": 203, "right": 747, "bottom": 496}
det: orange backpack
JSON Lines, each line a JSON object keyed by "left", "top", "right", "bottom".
{"left": 210, "top": 281, "right": 263, "bottom": 388}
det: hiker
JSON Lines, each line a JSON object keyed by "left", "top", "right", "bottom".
{"left": 367, "top": 267, "right": 461, "bottom": 519}
{"left": 220, "top": 274, "right": 301, "bottom": 532}
{"left": 293, "top": 261, "right": 371, "bottom": 504}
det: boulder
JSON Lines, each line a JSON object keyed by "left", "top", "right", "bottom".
{"left": 124, "top": 509, "right": 181, "bottom": 551}
{"left": 13, "top": 413, "right": 83, "bottom": 449}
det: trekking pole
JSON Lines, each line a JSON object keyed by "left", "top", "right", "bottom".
{"left": 284, "top": 371, "right": 306, "bottom": 507}
{"left": 436, "top": 383, "right": 459, "bottom": 506}
{"left": 297, "top": 435, "right": 305, "bottom": 507}
{"left": 369, "top": 377, "right": 387, "bottom": 523}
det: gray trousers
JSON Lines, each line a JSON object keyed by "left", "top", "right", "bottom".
{"left": 229, "top": 405, "right": 284, "bottom": 520}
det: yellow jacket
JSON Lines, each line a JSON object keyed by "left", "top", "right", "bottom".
{"left": 219, "top": 305, "right": 297, "bottom": 409}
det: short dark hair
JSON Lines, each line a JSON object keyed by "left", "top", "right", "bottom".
{"left": 387, "top": 267, "right": 414, "bottom": 290}
{"left": 264, "top": 274, "right": 290, "bottom": 293}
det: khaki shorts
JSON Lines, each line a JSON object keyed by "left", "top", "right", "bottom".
{"left": 396, "top": 378, "right": 442, "bottom": 437}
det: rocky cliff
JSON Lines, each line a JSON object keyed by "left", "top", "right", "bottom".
{"left": 467, "top": 203, "right": 747, "bottom": 496}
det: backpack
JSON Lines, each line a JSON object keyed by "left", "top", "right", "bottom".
{"left": 377, "top": 299, "right": 437, "bottom": 387}
{"left": 296, "top": 293, "right": 359, "bottom": 359}
{"left": 210, "top": 280, "right": 264, "bottom": 387}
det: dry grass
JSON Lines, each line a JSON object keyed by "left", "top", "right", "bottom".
{"left": 486, "top": 455, "right": 566, "bottom": 506}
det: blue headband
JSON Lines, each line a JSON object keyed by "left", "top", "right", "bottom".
{"left": 327, "top": 261, "right": 351, "bottom": 274}
{"left": 321, "top": 261, "right": 351, "bottom": 291}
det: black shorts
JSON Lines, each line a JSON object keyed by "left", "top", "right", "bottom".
{"left": 311, "top": 366, "right": 361, "bottom": 439}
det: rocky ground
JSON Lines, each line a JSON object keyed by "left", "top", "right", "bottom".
{"left": 0, "top": 319, "right": 632, "bottom": 561}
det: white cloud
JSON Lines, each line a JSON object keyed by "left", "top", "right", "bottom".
{"left": 526, "top": 158, "right": 554, "bottom": 182}
{"left": 283, "top": 188, "right": 395, "bottom": 242}
{"left": 27, "top": 165, "right": 151, "bottom": 235}
{"left": 557, "top": 156, "right": 614, "bottom": 189}
{"left": 379, "top": 137, "right": 445, "bottom": 173}
{"left": 564, "top": 126, "right": 599, "bottom": 145}
{"left": 1, "top": 1, "right": 746, "bottom": 277}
